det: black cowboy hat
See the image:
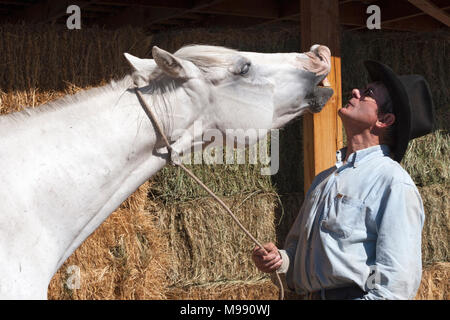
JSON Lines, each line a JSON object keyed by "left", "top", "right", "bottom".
{"left": 364, "top": 60, "right": 435, "bottom": 162}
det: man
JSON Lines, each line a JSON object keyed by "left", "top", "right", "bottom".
{"left": 252, "top": 60, "right": 435, "bottom": 300}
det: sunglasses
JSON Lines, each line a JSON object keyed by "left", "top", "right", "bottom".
{"left": 345, "top": 86, "right": 393, "bottom": 114}
{"left": 360, "top": 87, "right": 377, "bottom": 102}
{"left": 344, "top": 87, "right": 377, "bottom": 103}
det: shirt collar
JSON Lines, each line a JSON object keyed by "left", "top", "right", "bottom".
{"left": 336, "top": 144, "right": 391, "bottom": 168}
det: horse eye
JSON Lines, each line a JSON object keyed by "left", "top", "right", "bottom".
{"left": 240, "top": 63, "right": 251, "bottom": 75}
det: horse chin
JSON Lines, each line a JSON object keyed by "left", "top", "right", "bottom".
{"left": 307, "top": 82, "right": 333, "bottom": 113}
{"left": 271, "top": 108, "right": 308, "bottom": 129}
{"left": 309, "top": 103, "right": 325, "bottom": 114}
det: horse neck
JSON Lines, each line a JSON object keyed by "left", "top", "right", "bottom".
{"left": 1, "top": 77, "right": 190, "bottom": 283}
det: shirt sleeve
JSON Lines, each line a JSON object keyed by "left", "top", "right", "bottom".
{"left": 276, "top": 217, "right": 301, "bottom": 275}
{"left": 362, "top": 182, "right": 425, "bottom": 300}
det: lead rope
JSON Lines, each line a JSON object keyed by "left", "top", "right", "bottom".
{"left": 133, "top": 86, "right": 285, "bottom": 300}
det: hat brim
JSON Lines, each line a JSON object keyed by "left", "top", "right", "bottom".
{"left": 364, "top": 60, "right": 412, "bottom": 162}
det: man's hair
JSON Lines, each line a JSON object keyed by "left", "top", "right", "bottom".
{"left": 378, "top": 98, "right": 393, "bottom": 115}
{"left": 377, "top": 97, "right": 396, "bottom": 149}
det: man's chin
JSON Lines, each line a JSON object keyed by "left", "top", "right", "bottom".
{"left": 338, "top": 107, "right": 346, "bottom": 118}
{"left": 337, "top": 108, "right": 352, "bottom": 128}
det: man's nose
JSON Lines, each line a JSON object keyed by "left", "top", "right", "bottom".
{"left": 352, "top": 88, "right": 361, "bottom": 99}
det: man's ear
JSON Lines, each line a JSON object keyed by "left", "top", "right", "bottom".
{"left": 376, "top": 113, "right": 395, "bottom": 128}
{"left": 152, "top": 46, "right": 189, "bottom": 79}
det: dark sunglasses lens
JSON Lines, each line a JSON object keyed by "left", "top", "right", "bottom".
{"left": 361, "top": 88, "right": 376, "bottom": 101}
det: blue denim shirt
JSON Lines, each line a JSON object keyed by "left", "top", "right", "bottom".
{"left": 278, "top": 145, "right": 425, "bottom": 299}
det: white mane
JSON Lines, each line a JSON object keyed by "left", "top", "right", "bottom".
{"left": 175, "top": 44, "right": 237, "bottom": 69}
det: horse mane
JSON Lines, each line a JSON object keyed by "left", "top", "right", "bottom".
{"left": 174, "top": 44, "right": 237, "bottom": 71}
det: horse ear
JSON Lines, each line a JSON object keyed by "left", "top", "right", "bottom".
{"left": 152, "top": 46, "right": 188, "bottom": 79}
{"left": 123, "top": 53, "right": 156, "bottom": 72}
{"left": 124, "top": 53, "right": 158, "bottom": 86}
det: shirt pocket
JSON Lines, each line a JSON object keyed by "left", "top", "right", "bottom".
{"left": 321, "top": 193, "right": 366, "bottom": 239}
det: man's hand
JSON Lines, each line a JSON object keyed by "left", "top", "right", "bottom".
{"left": 252, "top": 242, "right": 282, "bottom": 273}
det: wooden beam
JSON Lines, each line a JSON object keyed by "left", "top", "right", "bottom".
{"left": 244, "top": 0, "right": 300, "bottom": 27}
{"left": 196, "top": 0, "right": 279, "bottom": 19}
{"left": 379, "top": 0, "right": 450, "bottom": 23}
{"left": 254, "top": 0, "right": 383, "bottom": 29}
{"left": 197, "top": 14, "right": 270, "bottom": 28}
{"left": 348, "top": 6, "right": 450, "bottom": 31}
{"left": 301, "top": 0, "right": 343, "bottom": 192}
{"left": 339, "top": 0, "right": 367, "bottom": 26}
{"left": 345, "top": 0, "right": 450, "bottom": 31}
{"left": 95, "top": 0, "right": 191, "bottom": 9}
{"left": 340, "top": 0, "right": 430, "bottom": 27}
{"left": 10, "top": 0, "right": 100, "bottom": 23}
{"left": 407, "top": 0, "right": 450, "bottom": 26}
{"left": 99, "top": 0, "right": 226, "bottom": 28}
{"left": 99, "top": 6, "right": 184, "bottom": 27}
{"left": 0, "top": 1, "right": 29, "bottom": 5}
{"left": 252, "top": 0, "right": 450, "bottom": 30}
{"left": 382, "top": 8, "right": 450, "bottom": 31}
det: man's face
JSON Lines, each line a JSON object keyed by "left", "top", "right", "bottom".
{"left": 338, "top": 82, "right": 392, "bottom": 131}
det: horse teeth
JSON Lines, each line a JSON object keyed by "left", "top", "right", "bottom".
{"left": 318, "top": 77, "right": 331, "bottom": 87}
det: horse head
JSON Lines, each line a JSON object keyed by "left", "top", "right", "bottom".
{"left": 124, "top": 44, "right": 333, "bottom": 149}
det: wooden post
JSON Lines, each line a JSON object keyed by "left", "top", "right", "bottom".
{"left": 301, "top": 0, "right": 343, "bottom": 193}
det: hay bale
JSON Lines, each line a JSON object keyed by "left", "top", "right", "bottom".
{"left": 48, "top": 182, "right": 169, "bottom": 300}
{"left": 151, "top": 192, "right": 277, "bottom": 287}
{"left": 166, "top": 279, "right": 278, "bottom": 300}
{"left": 0, "top": 23, "right": 152, "bottom": 91}
{"left": 273, "top": 192, "right": 304, "bottom": 246}
{"left": 415, "top": 262, "right": 450, "bottom": 300}
{"left": 420, "top": 185, "right": 449, "bottom": 264}
{"left": 150, "top": 26, "right": 300, "bottom": 55}
{"left": 150, "top": 158, "right": 276, "bottom": 204}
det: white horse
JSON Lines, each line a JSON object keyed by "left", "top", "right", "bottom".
{"left": 0, "top": 44, "right": 332, "bottom": 299}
